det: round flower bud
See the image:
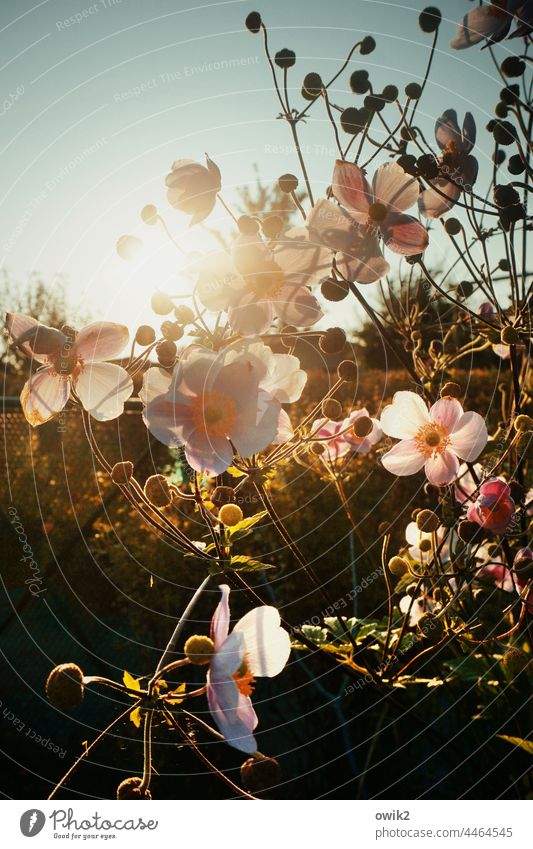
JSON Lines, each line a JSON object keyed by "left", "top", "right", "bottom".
{"left": 278, "top": 173, "right": 299, "bottom": 194}
{"left": 457, "top": 280, "right": 474, "bottom": 298}
{"left": 364, "top": 94, "right": 386, "bottom": 114}
{"left": 444, "top": 217, "right": 462, "bottom": 236}
{"left": 458, "top": 519, "right": 481, "bottom": 543}
{"left": 419, "top": 538, "right": 433, "bottom": 553}
{"left": 493, "top": 184, "right": 520, "bottom": 208}
{"left": 310, "top": 441, "right": 325, "bottom": 456}
{"left": 360, "top": 36, "right": 376, "bottom": 55}
{"left": 498, "top": 258, "right": 510, "bottom": 272}
{"left": 321, "top": 398, "right": 343, "bottom": 421}
{"left": 151, "top": 292, "right": 174, "bottom": 315}
{"left": 184, "top": 634, "right": 215, "bottom": 666}
{"left": 161, "top": 321, "right": 184, "bottom": 342}
{"left": 144, "top": 474, "right": 172, "bottom": 508}
{"left": 495, "top": 101, "right": 508, "bottom": 119}
{"left": 218, "top": 503, "right": 244, "bottom": 527}
{"left": 514, "top": 414, "right": 533, "bottom": 432}
{"left": 514, "top": 546, "right": 533, "bottom": 577}
{"left": 501, "top": 325, "right": 521, "bottom": 345}
{"left": 419, "top": 6, "right": 441, "bottom": 33}
{"left": 499, "top": 203, "right": 525, "bottom": 229}
{"left": 46, "top": 663, "right": 84, "bottom": 711}
{"left": 349, "top": 70, "right": 370, "bottom": 94}
{"left": 116, "top": 777, "right": 152, "bottom": 800}
{"left": 262, "top": 215, "right": 283, "bottom": 238}
{"left": 241, "top": 756, "right": 281, "bottom": 793}
{"left": 337, "top": 359, "right": 358, "bottom": 381}
{"left": 501, "top": 56, "right": 526, "bottom": 77}
{"left": 500, "top": 84, "right": 520, "bottom": 104}
{"left": 340, "top": 107, "right": 367, "bottom": 135}
{"left": 275, "top": 48, "right": 296, "bottom": 69}
{"left": 303, "top": 72, "right": 323, "bottom": 97}
{"left": 319, "top": 327, "right": 346, "bottom": 355}
{"left": 388, "top": 556, "right": 408, "bottom": 576}
{"left": 417, "top": 613, "right": 444, "bottom": 642}
{"left": 237, "top": 215, "right": 260, "bottom": 235}
{"left": 321, "top": 276, "right": 350, "bottom": 302}
{"left": 212, "top": 485, "right": 236, "bottom": 507}
{"left": 502, "top": 647, "right": 529, "bottom": 676}
{"left": 174, "top": 305, "right": 195, "bottom": 325}
{"left": 352, "top": 415, "right": 373, "bottom": 438}
{"left": 140, "top": 204, "right": 158, "bottom": 225}
{"left": 111, "top": 461, "right": 134, "bottom": 485}
{"left": 493, "top": 120, "right": 517, "bottom": 146}
{"left": 116, "top": 234, "right": 142, "bottom": 261}
{"left": 135, "top": 325, "right": 156, "bottom": 346}
{"left": 397, "top": 154, "right": 418, "bottom": 176}
{"left": 440, "top": 382, "right": 461, "bottom": 399}
{"left": 381, "top": 84, "right": 399, "bottom": 103}
{"left": 405, "top": 82, "right": 422, "bottom": 100}
{"left": 400, "top": 125, "right": 417, "bottom": 141}
{"left": 507, "top": 154, "right": 525, "bottom": 175}
{"left": 156, "top": 340, "right": 177, "bottom": 367}
{"left": 417, "top": 153, "right": 439, "bottom": 180}
{"left": 416, "top": 509, "right": 440, "bottom": 533}
{"left": 245, "top": 11, "right": 261, "bottom": 33}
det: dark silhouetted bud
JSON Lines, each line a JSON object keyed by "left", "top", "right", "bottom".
{"left": 397, "top": 154, "right": 418, "bottom": 176}
{"left": 350, "top": 70, "right": 370, "bottom": 94}
{"left": 419, "top": 6, "right": 441, "bottom": 32}
{"left": 507, "top": 154, "right": 525, "bottom": 175}
{"left": 493, "top": 120, "right": 517, "bottom": 145}
{"left": 321, "top": 398, "right": 343, "bottom": 420}
{"left": 501, "top": 56, "right": 526, "bottom": 77}
{"left": 319, "top": 327, "right": 346, "bottom": 354}
{"left": 245, "top": 11, "right": 261, "bottom": 33}
{"left": 440, "top": 381, "right": 461, "bottom": 399}
{"left": 405, "top": 82, "right": 422, "bottom": 99}
{"left": 360, "top": 36, "right": 376, "bottom": 55}
{"left": 417, "top": 154, "right": 439, "bottom": 179}
{"left": 161, "top": 321, "right": 184, "bottom": 342}
{"left": 417, "top": 613, "right": 444, "bottom": 642}
{"left": 237, "top": 215, "right": 260, "bottom": 235}
{"left": 321, "top": 276, "right": 350, "bottom": 302}
{"left": 416, "top": 509, "right": 440, "bottom": 533}
{"left": 144, "top": 474, "right": 172, "bottom": 508}
{"left": 136, "top": 325, "right": 156, "bottom": 346}
{"left": 495, "top": 101, "right": 508, "bottom": 119}
{"left": 381, "top": 84, "right": 398, "bottom": 102}
{"left": 278, "top": 173, "right": 299, "bottom": 193}
{"left": 337, "top": 359, "right": 358, "bottom": 381}
{"left": 494, "top": 184, "right": 520, "bottom": 208}
{"left": 174, "top": 305, "right": 195, "bottom": 325}
{"left": 117, "top": 777, "right": 152, "bottom": 800}
{"left": 340, "top": 107, "right": 368, "bottom": 135}
{"left": 111, "top": 461, "right": 134, "bottom": 485}
{"left": 458, "top": 520, "right": 481, "bottom": 543}
{"left": 46, "top": 663, "right": 84, "bottom": 711}
{"left": 352, "top": 415, "right": 373, "bottom": 438}
{"left": 262, "top": 215, "right": 283, "bottom": 238}
{"left": 241, "top": 757, "right": 281, "bottom": 793}
{"left": 457, "top": 280, "right": 474, "bottom": 298}
{"left": 500, "top": 84, "right": 520, "bottom": 104}
{"left": 156, "top": 340, "right": 177, "bottom": 366}
{"left": 275, "top": 48, "right": 296, "bottom": 69}
{"left": 303, "top": 72, "right": 323, "bottom": 97}
{"left": 444, "top": 217, "right": 462, "bottom": 236}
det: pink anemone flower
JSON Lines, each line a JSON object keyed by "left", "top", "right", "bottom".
{"left": 6, "top": 313, "right": 133, "bottom": 426}
{"left": 196, "top": 228, "right": 329, "bottom": 336}
{"left": 141, "top": 344, "right": 288, "bottom": 475}
{"left": 206, "top": 584, "right": 291, "bottom": 754}
{"left": 165, "top": 155, "right": 221, "bottom": 225}
{"left": 312, "top": 408, "right": 381, "bottom": 462}
{"left": 467, "top": 478, "right": 515, "bottom": 534}
{"left": 380, "top": 391, "right": 487, "bottom": 486}
{"left": 418, "top": 110, "right": 478, "bottom": 219}
{"left": 451, "top": 1, "right": 532, "bottom": 50}
{"left": 308, "top": 160, "right": 428, "bottom": 285}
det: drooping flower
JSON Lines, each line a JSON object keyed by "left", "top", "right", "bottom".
{"left": 451, "top": 1, "right": 532, "bottom": 50}
{"left": 418, "top": 110, "right": 478, "bottom": 218}
{"left": 312, "top": 408, "right": 381, "bottom": 462}
{"left": 165, "top": 155, "right": 221, "bottom": 225}
{"left": 307, "top": 160, "right": 428, "bottom": 285}
{"left": 466, "top": 478, "right": 515, "bottom": 534}
{"left": 206, "top": 584, "right": 291, "bottom": 753}
{"left": 405, "top": 521, "right": 450, "bottom": 563}
{"left": 380, "top": 391, "right": 487, "bottom": 486}
{"left": 140, "top": 342, "right": 301, "bottom": 475}
{"left": 195, "top": 228, "right": 329, "bottom": 336}
{"left": 6, "top": 313, "right": 133, "bottom": 426}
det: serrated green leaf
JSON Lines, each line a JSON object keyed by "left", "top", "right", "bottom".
{"left": 301, "top": 625, "right": 329, "bottom": 643}
{"left": 497, "top": 735, "right": 533, "bottom": 755}
{"left": 229, "top": 555, "right": 274, "bottom": 572}
{"left": 228, "top": 511, "right": 267, "bottom": 540}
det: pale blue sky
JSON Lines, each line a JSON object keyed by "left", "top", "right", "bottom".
{"left": 0, "top": 0, "right": 512, "bottom": 329}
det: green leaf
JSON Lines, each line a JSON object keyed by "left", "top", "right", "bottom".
{"left": 497, "top": 735, "right": 533, "bottom": 756}
{"left": 442, "top": 655, "right": 489, "bottom": 682}
{"left": 229, "top": 555, "right": 275, "bottom": 572}
{"left": 300, "top": 625, "right": 329, "bottom": 643}
{"left": 226, "top": 466, "right": 246, "bottom": 478}
{"left": 228, "top": 511, "right": 268, "bottom": 540}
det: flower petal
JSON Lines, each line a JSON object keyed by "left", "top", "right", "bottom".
{"left": 230, "top": 390, "right": 280, "bottom": 458}
{"left": 381, "top": 439, "right": 425, "bottom": 476}
{"left": 307, "top": 198, "right": 359, "bottom": 254}
{"left": 228, "top": 295, "right": 273, "bottom": 336}
{"left": 233, "top": 606, "right": 291, "bottom": 677}
{"left": 449, "top": 411, "right": 488, "bottom": 461}
{"left": 272, "top": 408, "right": 294, "bottom": 444}
{"left": 273, "top": 285, "right": 323, "bottom": 328}
{"left": 373, "top": 162, "right": 419, "bottom": 212}
{"left": 74, "top": 362, "right": 133, "bottom": 421}
{"left": 6, "top": 313, "right": 53, "bottom": 364}
{"left": 435, "top": 109, "right": 462, "bottom": 151}
{"left": 75, "top": 322, "right": 129, "bottom": 362}
{"left": 418, "top": 179, "right": 461, "bottom": 219}
{"left": 185, "top": 430, "right": 234, "bottom": 476}
{"left": 451, "top": 6, "right": 511, "bottom": 50}
{"left": 337, "top": 233, "right": 390, "bottom": 284}
{"left": 274, "top": 227, "right": 331, "bottom": 287}
{"left": 206, "top": 673, "right": 258, "bottom": 754}
{"left": 430, "top": 397, "right": 463, "bottom": 433}
{"left": 380, "top": 391, "right": 429, "bottom": 439}
{"left": 139, "top": 366, "right": 172, "bottom": 406}
{"left": 332, "top": 160, "right": 372, "bottom": 215}
{"left": 20, "top": 369, "right": 69, "bottom": 426}
{"left": 210, "top": 584, "right": 231, "bottom": 650}
{"left": 425, "top": 449, "right": 460, "bottom": 486}
{"left": 381, "top": 213, "right": 429, "bottom": 255}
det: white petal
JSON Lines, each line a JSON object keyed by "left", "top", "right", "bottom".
{"left": 425, "top": 449, "right": 460, "bottom": 486}
{"left": 380, "top": 391, "right": 429, "bottom": 439}
{"left": 20, "top": 369, "right": 70, "bottom": 426}
{"left": 429, "top": 398, "right": 463, "bottom": 433}
{"left": 449, "top": 411, "right": 488, "bottom": 461}
{"left": 233, "top": 606, "right": 291, "bottom": 677}
{"left": 210, "top": 584, "right": 231, "bottom": 650}
{"left": 260, "top": 351, "right": 307, "bottom": 403}
{"left": 75, "top": 322, "right": 129, "bottom": 362}
{"left": 272, "top": 408, "right": 294, "bottom": 444}
{"left": 372, "top": 162, "right": 419, "bottom": 213}
{"left": 381, "top": 439, "right": 425, "bottom": 476}
{"left": 139, "top": 366, "right": 172, "bottom": 406}
{"left": 74, "top": 362, "right": 133, "bottom": 421}
{"left": 306, "top": 198, "right": 357, "bottom": 254}
{"left": 274, "top": 227, "right": 331, "bottom": 286}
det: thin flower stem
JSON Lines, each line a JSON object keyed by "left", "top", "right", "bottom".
{"left": 139, "top": 709, "right": 154, "bottom": 794}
